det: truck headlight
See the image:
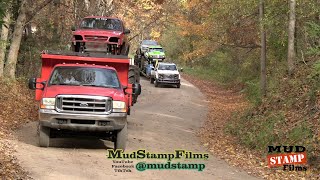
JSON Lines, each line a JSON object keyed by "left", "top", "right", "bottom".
{"left": 112, "top": 101, "right": 126, "bottom": 113}
{"left": 40, "top": 98, "right": 55, "bottom": 109}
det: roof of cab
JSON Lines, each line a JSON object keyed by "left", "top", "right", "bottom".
{"left": 54, "top": 63, "right": 116, "bottom": 71}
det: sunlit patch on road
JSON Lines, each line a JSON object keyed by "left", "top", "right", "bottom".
{"left": 140, "top": 111, "right": 184, "bottom": 120}
{"left": 181, "top": 81, "right": 195, "bottom": 88}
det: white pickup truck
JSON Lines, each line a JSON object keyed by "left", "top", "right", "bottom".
{"left": 150, "top": 62, "right": 181, "bottom": 88}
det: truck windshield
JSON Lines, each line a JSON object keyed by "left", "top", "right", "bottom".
{"left": 79, "top": 18, "right": 122, "bottom": 31}
{"left": 158, "top": 64, "right": 177, "bottom": 71}
{"left": 142, "top": 40, "right": 158, "bottom": 45}
{"left": 49, "top": 67, "right": 121, "bottom": 88}
{"left": 149, "top": 48, "right": 164, "bottom": 52}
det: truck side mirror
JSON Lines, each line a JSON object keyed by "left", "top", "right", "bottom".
{"left": 29, "top": 78, "right": 46, "bottom": 90}
{"left": 71, "top": 26, "right": 76, "bottom": 31}
{"left": 133, "top": 83, "right": 141, "bottom": 95}
{"left": 124, "top": 29, "right": 130, "bottom": 34}
{"left": 28, "top": 78, "right": 37, "bottom": 90}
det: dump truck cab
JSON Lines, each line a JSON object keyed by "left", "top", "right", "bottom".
{"left": 29, "top": 51, "right": 141, "bottom": 150}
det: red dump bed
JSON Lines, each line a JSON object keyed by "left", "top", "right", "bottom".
{"left": 36, "top": 51, "right": 130, "bottom": 100}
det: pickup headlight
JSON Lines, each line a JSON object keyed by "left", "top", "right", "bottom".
{"left": 158, "top": 74, "right": 164, "bottom": 79}
{"left": 112, "top": 101, "right": 126, "bottom": 113}
{"left": 40, "top": 98, "right": 55, "bottom": 109}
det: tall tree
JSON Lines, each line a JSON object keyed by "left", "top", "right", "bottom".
{"left": 4, "top": 0, "right": 54, "bottom": 79}
{"left": 0, "top": 12, "right": 11, "bottom": 77}
{"left": 259, "top": 0, "right": 266, "bottom": 97}
{"left": 3, "top": 0, "right": 27, "bottom": 79}
{"left": 287, "top": 0, "right": 296, "bottom": 76}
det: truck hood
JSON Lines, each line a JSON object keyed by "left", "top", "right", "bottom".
{"left": 43, "top": 85, "right": 125, "bottom": 100}
{"left": 157, "top": 70, "right": 179, "bottom": 75}
{"left": 148, "top": 51, "right": 165, "bottom": 55}
{"left": 74, "top": 29, "right": 122, "bottom": 37}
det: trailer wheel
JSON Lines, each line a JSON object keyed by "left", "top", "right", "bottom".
{"left": 39, "top": 125, "right": 50, "bottom": 147}
{"left": 114, "top": 122, "right": 127, "bottom": 150}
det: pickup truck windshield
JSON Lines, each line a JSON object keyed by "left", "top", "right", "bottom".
{"left": 79, "top": 18, "right": 122, "bottom": 31}
{"left": 49, "top": 67, "right": 120, "bottom": 88}
{"left": 158, "top": 64, "right": 177, "bottom": 71}
{"left": 142, "top": 40, "right": 158, "bottom": 45}
{"left": 149, "top": 48, "right": 164, "bottom": 52}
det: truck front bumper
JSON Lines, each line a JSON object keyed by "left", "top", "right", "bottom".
{"left": 149, "top": 58, "right": 165, "bottom": 62}
{"left": 157, "top": 79, "right": 180, "bottom": 84}
{"left": 39, "top": 109, "right": 127, "bottom": 132}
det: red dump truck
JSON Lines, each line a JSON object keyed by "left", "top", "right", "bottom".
{"left": 28, "top": 51, "right": 141, "bottom": 150}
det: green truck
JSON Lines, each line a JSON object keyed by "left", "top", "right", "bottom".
{"left": 144, "top": 45, "right": 166, "bottom": 63}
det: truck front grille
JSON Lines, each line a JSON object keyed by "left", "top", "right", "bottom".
{"left": 56, "top": 95, "right": 112, "bottom": 114}
{"left": 84, "top": 35, "right": 108, "bottom": 41}
{"left": 163, "top": 74, "right": 178, "bottom": 79}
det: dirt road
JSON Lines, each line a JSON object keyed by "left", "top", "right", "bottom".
{"left": 12, "top": 78, "right": 259, "bottom": 180}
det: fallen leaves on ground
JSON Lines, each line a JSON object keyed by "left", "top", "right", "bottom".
{"left": 0, "top": 79, "right": 37, "bottom": 179}
{"left": 183, "top": 74, "right": 318, "bottom": 180}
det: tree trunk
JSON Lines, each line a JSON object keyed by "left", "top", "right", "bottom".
{"left": 0, "top": 12, "right": 11, "bottom": 77}
{"left": 259, "top": 0, "right": 267, "bottom": 97}
{"left": 84, "top": 0, "right": 90, "bottom": 11}
{"left": 287, "top": 0, "right": 296, "bottom": 76}
{"left": 4, "top": 0, "right": 27, "bottom": 79}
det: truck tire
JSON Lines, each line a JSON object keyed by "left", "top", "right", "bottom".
{"left": 135, "top": 66, "right": 140, "bottom": 84}
{"left": 71, "top": 43, "right": 80, "bottom": 52}
{"left": 114, "top": 122, "right": 127, "bottom": 150}
{"left": 154, "top": 80, "right": 159, "bottom": 87}
{"left": 39, "top": 125, "right": 50, "bottom": 147}
{"left": 129, "top": 65, "right": 140, "bottom": 104}
{"left": 177, "top": 84, "right": 181, "bottom": 88}
{"left": 128, "top": 66, "right": 136, "bottom": 84}
{"left": 121, "top": 44, "right": 130, "bottom": 56}
{"left": 150, "top": 77, "right": 155, "bottom": 84}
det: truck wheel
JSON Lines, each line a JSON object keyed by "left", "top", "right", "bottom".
{"left": 154, "top": 80, "right": 158, "bottom": 87}
{"left": 39, "top": 125, "right": 50, "bottom": 147}
{"left": 114, "top": 122, "right": 127, "bottom": 150}
{"left": 177, "top": 84, "right": 181, "bottom": 88}
{"left": 71, "top": 43, "right": 80, "bottom": 52}
{"left": 129, "top": 65, "right": 139, "bottom": 104}
{"left": 121, "top": 44, "right": 130, "bottom": 56}
{"left": 150, "top": 77, "right": 154, "bottom": 84}
{"left": 128, "top": 66, "right": 136, "bottom": 84}
{"left": 135, "top": 66, "right": 140, "bottom": 84}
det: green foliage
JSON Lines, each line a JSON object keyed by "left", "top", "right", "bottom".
{"left": 305, "top": 22, "right": 320, "bottom": 55}
{"left": 243, "top": 80, "right": 261, "bottom": 105}
{"left": 0, "top": 0, "right": 9, "bottom": 25}
{"left": 160, "top": 25, "right": 188, "bottom": 63}
{"left": 226, "top": 112, "right": 284, "bottom": 151}
{"left": 226, "top": 110, "right": 313, "bottom": 153}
